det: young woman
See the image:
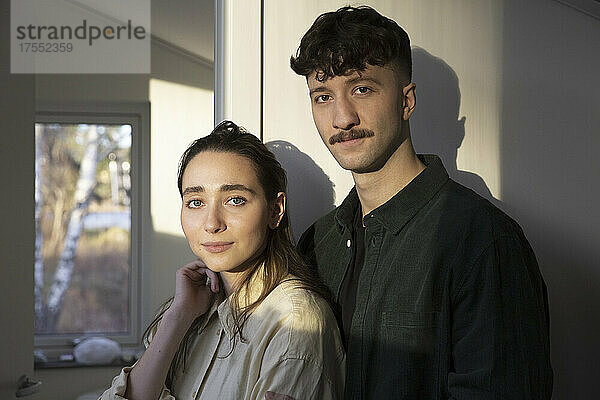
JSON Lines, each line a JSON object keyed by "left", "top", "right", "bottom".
{"left": 100, "top": 121, "right": 345, "bottom": 400}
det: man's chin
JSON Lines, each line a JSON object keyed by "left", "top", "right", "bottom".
{"left": 335, "top": 158, "right": 381, "bottom": 174}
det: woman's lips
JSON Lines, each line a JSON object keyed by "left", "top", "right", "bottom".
{"left": 202, "top": 242, "right": 234, "bottom": 253}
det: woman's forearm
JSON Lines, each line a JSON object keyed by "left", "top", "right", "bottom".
{"left": 125, "top": 309, "right": 194, "bottom": 400}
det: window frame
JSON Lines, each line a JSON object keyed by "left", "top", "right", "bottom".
{"left": 34, "top": 102, "right": 150, "bottom": 360}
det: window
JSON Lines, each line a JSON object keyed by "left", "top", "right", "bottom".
{"left": 34, "top": 104, "right": 149, "bottom": 362}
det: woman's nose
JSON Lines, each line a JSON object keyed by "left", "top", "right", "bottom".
{"left": 204, "top": 204, "right": 226, "bottom": 234}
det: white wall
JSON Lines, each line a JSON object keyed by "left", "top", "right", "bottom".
{"left": 258, "top": 0, "right": 600, "bottom": 397}
{"left": 499, "top": 1, "right": 600, "bottom": 398}
{"left": 0, "top": 1, "right": 36, "bottom": 397}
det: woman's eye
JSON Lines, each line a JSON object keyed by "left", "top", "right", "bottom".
{"left": 187, "top": 199, "right": 203, "bottom": 208}
{"left": 354, "top": 86, "right": 371, "bottom": 95}
{"left": 227, "top": 197, "right": 246, "bottom": 206}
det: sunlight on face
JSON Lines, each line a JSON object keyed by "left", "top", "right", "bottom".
{"left": 180, "top": 151, "right": 271, "bottom": 281}
{"left": 307, "top": 64, "right": 409, "bottom": 173}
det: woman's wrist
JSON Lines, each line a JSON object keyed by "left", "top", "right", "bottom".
{"left": 163, "top": 306, "right": 197, "bottom": 329}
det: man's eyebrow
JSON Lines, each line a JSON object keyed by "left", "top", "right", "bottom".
{"left": 309, "top": 86, "right": 329, "bottom": 97}
{"left": 308, "top": 76, "right": 383, "bottom": 97}
{"left": 345, "top": 76, "right": 382, "bottom": 86}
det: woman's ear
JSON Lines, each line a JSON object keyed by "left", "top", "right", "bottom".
{"left": 269, "top": 192, "right": 286, "bottom": 229}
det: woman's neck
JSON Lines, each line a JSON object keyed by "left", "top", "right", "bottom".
{"left": 219, "top": 271, "right": 241, "bottom": 296}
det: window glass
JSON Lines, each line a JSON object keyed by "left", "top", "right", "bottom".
{"left": 35, "top": 123, "right": 132, "bottom": 335}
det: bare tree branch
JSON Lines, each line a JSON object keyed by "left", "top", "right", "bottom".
{"left": 34, "top": 124, "right": 45, "bottom": 331}
{"left": 45, "top": 125, "right": 100, "bottom": 331}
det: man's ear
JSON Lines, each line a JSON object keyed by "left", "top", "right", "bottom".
{"left": 269, "top": 192, "right": 286, "bottom": 229}
{"left": 402, "top": 83, "right": 417, "bottom": 120}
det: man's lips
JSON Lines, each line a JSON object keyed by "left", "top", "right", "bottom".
{"left": 202, "top": 242, "right": 234, "bottom": 253}
{"left": 338, "top": 137, "right": 364, "bottom": 145}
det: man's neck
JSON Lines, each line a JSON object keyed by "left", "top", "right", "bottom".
{"left": 352, "top": 137, "right": 425, "bottom": 217}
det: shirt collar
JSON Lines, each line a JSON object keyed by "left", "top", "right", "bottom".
{"left": 335, "top": 154, "right": 449, "bottom": 235}
{"left": 214, "top": 263, "right": 267, "bottom": 339}
{"left": 334, "top": 186, "right": 360, "bottom": 233}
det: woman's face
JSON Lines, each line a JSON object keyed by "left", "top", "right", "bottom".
{"left": 180, "top": 151, "right": 282, "bottom": 278}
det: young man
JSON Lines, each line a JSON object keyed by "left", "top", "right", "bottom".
{"left": 287, "top": 5, "right": 552, "bottom": 399}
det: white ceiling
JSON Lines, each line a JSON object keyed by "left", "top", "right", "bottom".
{"left": 151, "top": 0, "right": 214, "bottom": 62}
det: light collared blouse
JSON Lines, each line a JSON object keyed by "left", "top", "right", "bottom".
{"left": 99, "top": 275, "right": 346, "bottom": 400}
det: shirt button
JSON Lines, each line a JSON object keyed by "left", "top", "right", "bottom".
{"left": 346, "top": 239, "right": 351, "bottom": 248}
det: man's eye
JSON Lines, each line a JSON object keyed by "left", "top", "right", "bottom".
{"left": 227, "top": 197, "right": 246, "bottom": 206}
{"left": 354, "top": 86, "right": 371, "bottom": 95}
{"left": 187, "top": 199, "right": 203, "bottom": 208}
{"left": 315, "top": 94, "right": 331, "bottom": 103}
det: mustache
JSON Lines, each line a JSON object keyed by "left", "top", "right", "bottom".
{"left": 329, "top": 128, "right": 375, "bottom": 145}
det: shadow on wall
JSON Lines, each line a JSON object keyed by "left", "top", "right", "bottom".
{"left": 411, "top": 47, "right": 501, "bottom": 209}
{"left": 499, "top": 2, "right": 600, "bottom": 398}
{"left": 269, "top": 48, "right": 500, "bottom": 241}
{"left": 266, "top": 141, "right": 335, "bottom": 242}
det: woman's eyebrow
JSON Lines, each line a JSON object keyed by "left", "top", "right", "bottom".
{"left": 182, "top": 185, "right": 203, "bottom": 196}
{"left": 220, "top": 184, "right": 256, "bottom": 194}
{"left": 182, "top": 184, "right": 256, "bottom": 196}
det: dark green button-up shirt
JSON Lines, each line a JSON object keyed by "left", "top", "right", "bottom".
{"left": 298, "top": 155, "right": 552, "bottom": 399}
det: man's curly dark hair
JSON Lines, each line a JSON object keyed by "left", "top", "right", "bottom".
{"left": 290, "top": 6, "right": 412, "bottom": 83}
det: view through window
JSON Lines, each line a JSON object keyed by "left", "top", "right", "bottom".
{"left": 34, "top": 122, "right": 132, "bottom": 336}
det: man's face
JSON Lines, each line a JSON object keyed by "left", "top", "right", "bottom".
{"left": 307, "top": 64, "right": 415, "bottom": 173}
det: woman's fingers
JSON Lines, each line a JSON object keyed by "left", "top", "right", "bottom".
{"left": 184, "top": 259, "right": 207, "bottom": 270}
{"left": 181, "top": 260, "right": 220, "bottom": 293}
{"left": 204, "top": 268, "right": 220, "bottom": 293}
{"left": 181, "top": 268, "right": 207, "bottom": 284}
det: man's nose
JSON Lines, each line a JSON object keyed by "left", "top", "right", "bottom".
{"left": 332, "top": 97, "right": 359, "bottom": 130}
{"left": 204, "top": 204, "right": 226, "bottom": 234}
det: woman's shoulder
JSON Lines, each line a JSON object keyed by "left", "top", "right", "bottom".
{"left": 267, "top": 276, "right": 334, "bottom": 320}
{"left": 259, "top": 276, "right": 344, "bottom": 356}
{"left": 254, "top": 276, "right": 345, "bottom": 389}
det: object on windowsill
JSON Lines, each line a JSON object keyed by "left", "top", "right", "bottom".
{"left": 73, "top": 336, "right": 122, "bottom": 366}
{"left": 59, "top": 353, "right": 74, "bottom": 361}
{"left": 33, "top": 350, "right": 48, "bottom": 364}
{"left": 16, "top": 375, "right": 42, "bottom": 397}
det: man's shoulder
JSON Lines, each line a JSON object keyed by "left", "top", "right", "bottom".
{"left": 297, "top": 205, "right": 342, "bottom": 254}
{"left": 437, "top": 178, "right": 525, "bottom": 242}
{"left": 298, "top": 177, "right": 529, "bottom": 259}
{"left": 308, "top": 206, "right": 340, "bottom": 233}
{"left": 300, "top": 179, "right": 524, "bottom": 242}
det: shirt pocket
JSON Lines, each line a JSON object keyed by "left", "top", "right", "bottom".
{"left": 379, "top": 311, "right": 439, "bottom": 397}
{"left": 381, "top": 310, "right": 438, "bottom": 351}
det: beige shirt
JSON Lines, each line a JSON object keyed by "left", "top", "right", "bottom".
{"left": 100, "top": 277, "right": 345, "bottom": 400}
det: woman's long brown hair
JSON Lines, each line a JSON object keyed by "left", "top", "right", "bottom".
{"left": 142, "top": 121, "right": 333, "bottom": 388}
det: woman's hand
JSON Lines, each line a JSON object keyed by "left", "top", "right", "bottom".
{"left": 124, "top": 260, "right": 219, "bottom": 400}
{"left": 168, "top": 260, "right": 220, "bottom": 323}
